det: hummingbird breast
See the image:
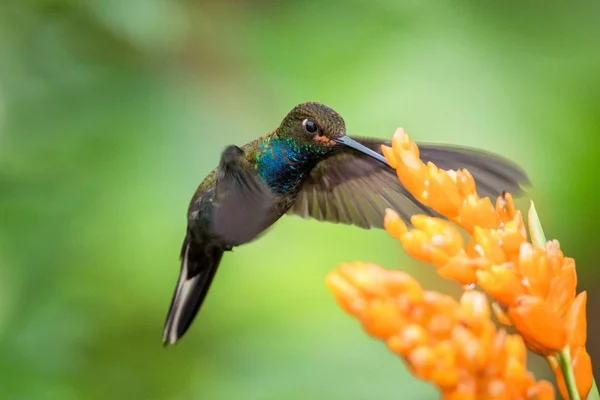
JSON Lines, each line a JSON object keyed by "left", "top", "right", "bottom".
{"left": 253, "top": 137, "right": 320, "bottom": 197}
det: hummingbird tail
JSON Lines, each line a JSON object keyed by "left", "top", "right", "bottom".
{"left": 162, "top": 237, "right": 224, "bottom": 346}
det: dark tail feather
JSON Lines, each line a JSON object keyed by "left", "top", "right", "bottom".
{"left": 162, "top": 238, "right": 224, "bottom": 346}
{"left": 417, "top": 144, "right": 531, "bottom": 198}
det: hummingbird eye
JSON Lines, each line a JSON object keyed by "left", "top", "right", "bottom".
{"left": 301, "top": 118, "right": 320, "bottom": 135}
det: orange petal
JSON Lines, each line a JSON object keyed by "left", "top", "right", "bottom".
{"left": 384, "top": 208, "right": 408, "bottom": 240}
{"left": 495, "top": 192, "right": 516, "bottom": 222}
{"left": 429, "top": 342, "right": 459, "bottom": 389}
{"left": 381, "top": 144, "right": 397, "bottom": 168}
{"left": 459, "top": 290, "right": 491, "bottom": 322}
{"left": 426, "top": 164, "right": 463, "bottom": 217}
{"left": 517, "top": 243, "right": 550, "bottom": 299}
{"left": 407, "top": 345, "right": 436, "bottom": 379}
{"left": 545, "top": 240, "right": 565, "bottom": 276}
{"left": 411, "top": 215, "right": 464, "bottom": 256}
{"left": 387, "top": 324, "right": 428, "bottom": 356}
{"left": 527, "top": 381, "right": 555, "bottom": 400}
{"left": 338, "top": 262, "right": 387, "bottom": 297}
{"left": 476, "top": 264, "right": 524, "bottom": 306}
{"left": 391, "top": 127, "right": 419, "bottom": 157}
{"left": 396, "top": 150, "right": 427, "bottom": 198}
{"left": 508, "top": 295, "right": 566, "bottom": 356}
{"left": 499, "top": 214, "right": 528, "bottom": 256}
{"left": 361, "top": 297, "right": 405, "bottom": 339}
{"left": 565, "top": 291, "right": 587, "bottom": 348}
{"left": 504, "top": 356, "right": 533, "bottom": 393}
{"left": 473, "top": 227, "right": 506, "bottom": 264}
{"left": 546, "top": 258, "right": 577, "bottom": 317}
{"left": 572, "top": 347, "right": 593, "bottom": 399}
{"left": 456, "top": 169, "right": 476, "bottom": 197}
{"left": 325, "top": 271, "right": 366, "bottom": 315}
{"left": 400, "top": 230, "right": 450, "bottom": 268}
{"left": 555, "top": 347, "right": 593, "bottom": 400}
{"left": 504, "top": 334, "right": 527, "bottom": 366}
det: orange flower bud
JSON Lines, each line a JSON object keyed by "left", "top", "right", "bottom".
{"left": 527, "top": 381, "right": 556, "bottom": 400}
{"left": 517, "top": 243, "right": 550, "bottom": 299}
{"left": 437, "top": 253, "right": 478, "bottom": 285}
{"left": 476, "top": 264, "right": 524, "bottom": 306}
{"left": 395, "top": 149, "right": 427, "bottom": 197}
{"left": 411, "top": 215, "right": 464, "bottom": 256}
{"left": 459, "top": 195, "right": 497, "bottom": 232}
{"left": 456, "top": 169, "right": 476, "bottom": 197}
{"left": 473, "top": 227, "right": 506, "bottom": 264}
{"left": 383, "top": 208, "right": 407, "bottom": 240}
{"left": 546, "top": 258, "right": 577, "bottom": 318}
{"left": 426, "top": 164, "right": 462, "bottom": 217}
{"left": 508, "top": 295, "right": 566, "bottom": 356}
{"left": 387, "top": 324, "right": 428, "bottom": 356}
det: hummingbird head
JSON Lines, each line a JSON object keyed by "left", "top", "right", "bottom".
{"left": 279, "top": 102, "right": 389, "bottom": 165}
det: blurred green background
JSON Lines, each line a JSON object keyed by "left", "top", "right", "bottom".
{"left": 1, "top": 1, "right": 599, "bottom": 399}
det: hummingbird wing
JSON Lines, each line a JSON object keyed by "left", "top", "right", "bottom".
{"left": 210, "top": 145, "right": 279, "bottom": 246}
{"left": 287, "top": 137, "right": 529, "bottom": 229}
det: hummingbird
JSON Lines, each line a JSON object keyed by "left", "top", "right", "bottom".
{"left": 163, "top": 102, "right": 529, "bottom": 345}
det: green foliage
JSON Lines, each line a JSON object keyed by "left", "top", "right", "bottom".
{"left": 1, "top": 1, "right": 599, "bottom": 398}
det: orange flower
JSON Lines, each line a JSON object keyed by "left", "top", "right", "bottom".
{"left": 327, "top": 262, "right": 555, "bottom": 399}
{"left": 380, "top": 128, "right": 592, "bottom": 398}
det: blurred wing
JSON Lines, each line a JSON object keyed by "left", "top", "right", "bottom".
{"left": 287, "top": 137, "right": 529, "bottom": 229}
{"left": 211, "top": 146, "right": 277, "bottom": 246}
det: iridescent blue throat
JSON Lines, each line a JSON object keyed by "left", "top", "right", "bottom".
{"left": 255, "top": 137, "right": 324, "bottom": 194}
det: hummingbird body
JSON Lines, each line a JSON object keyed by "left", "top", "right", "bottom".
{"left": 163, "top": 102, "right": 530, "bottom": 345}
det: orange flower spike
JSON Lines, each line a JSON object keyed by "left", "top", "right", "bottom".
{"left": 476, "top": 264, "right": 524, "bottom": 306}
{"left": 565, "top": 291, "right": 587, "bottom": 348}
{"left": 507, "top": 295, "right": 567, "bottom": 356}
{"left": 383, "top": 208, "right": 408, "bottom": 241}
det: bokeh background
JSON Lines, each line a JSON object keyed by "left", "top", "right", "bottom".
{"left": 1, "top": 1, "right": 599, "bottom": 399}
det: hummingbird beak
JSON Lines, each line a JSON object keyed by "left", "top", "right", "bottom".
{"left": 335, "top": 135, "right": 390, "bottom": 166}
